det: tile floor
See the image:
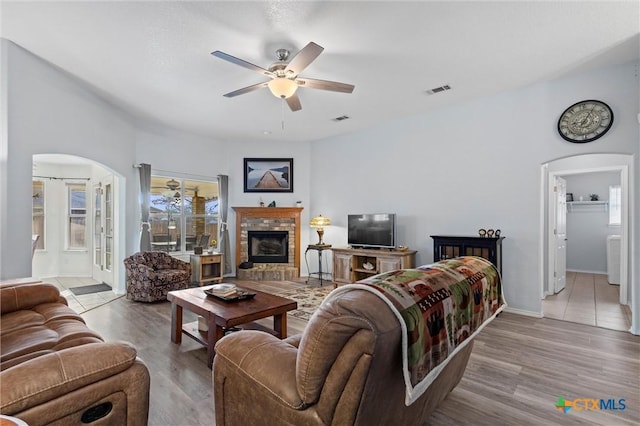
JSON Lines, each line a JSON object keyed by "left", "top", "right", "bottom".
{"left": 40, "top": 276, "right": 121, "bottom": 314}
{"left": 543, "top": 271, "right": 632, "bottom": 332}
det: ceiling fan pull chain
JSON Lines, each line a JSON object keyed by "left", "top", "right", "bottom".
{"left": 281, "top": 98, "right": 285, "bottom": 131}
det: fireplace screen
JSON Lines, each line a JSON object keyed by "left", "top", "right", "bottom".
{"left": 248, "top": 231, "right": 289, "bottom": 264}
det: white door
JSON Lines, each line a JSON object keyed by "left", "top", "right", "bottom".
{"left": 92, "top": 176, "right": 115, "bottom": 285}
{"left": 553, "top": 176, "right": 567, "bottom": 293}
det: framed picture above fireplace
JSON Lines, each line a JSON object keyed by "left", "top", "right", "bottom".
{"left": 243, "top": 158, "right": 294, "bottom": 193}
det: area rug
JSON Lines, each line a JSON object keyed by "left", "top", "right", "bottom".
{"left": 69, "top": 283, "right": 113, "bottom": 295}
{"left": 271, "top": 285, "right": 335, "bottom": 321}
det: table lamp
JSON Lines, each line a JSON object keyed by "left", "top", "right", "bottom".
{"left": 310, "top": 215, "right": 331, "bottom": 246}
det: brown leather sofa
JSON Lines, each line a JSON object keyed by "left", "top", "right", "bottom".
{"left": 0, "top": 280, "right": 150, "bottom": 425}
{"left": 213, "top": 287, "right": 474, "bottom": 425}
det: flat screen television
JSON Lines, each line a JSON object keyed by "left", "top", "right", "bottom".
{"left": 347, "top": 213, "right": 396, "bottom": 249}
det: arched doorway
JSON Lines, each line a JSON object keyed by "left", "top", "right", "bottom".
{"left": 32, "top": 154, "right": 125, "bottom": 293}
{"left": 540, "top": 153, "right": 635, "bottom": 333}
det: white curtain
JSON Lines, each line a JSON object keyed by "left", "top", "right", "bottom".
{"left": 139, "top": 163, "right": 152, "bottom": 252}
{"left": 218, "top": 174, "right": 232, "bottom": 274}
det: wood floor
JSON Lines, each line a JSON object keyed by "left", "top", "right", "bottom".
{"left": 81, "top": 279, "right": 640, "bottom": 426}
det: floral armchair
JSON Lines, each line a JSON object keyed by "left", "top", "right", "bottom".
{"left": 124, "top": 251, "right": 191, "bottom": 302}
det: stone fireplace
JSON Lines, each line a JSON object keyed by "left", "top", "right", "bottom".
{"left": 233, "top": 207, "right": 303, "bottom": 280}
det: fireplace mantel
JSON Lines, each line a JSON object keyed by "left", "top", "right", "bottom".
{"left": 232, "top": 207, "right": 303, "bottom": 219}
{"left": 233, "top": 207, "right": 303, "bottom": 273}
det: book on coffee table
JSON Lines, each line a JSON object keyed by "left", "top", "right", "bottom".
{"left": 206, "top": 283, "right": 237, "bottom": 297}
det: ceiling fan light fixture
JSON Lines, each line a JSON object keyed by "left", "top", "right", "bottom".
{"left": 268, "top": 78, "right": 298, "bottom": 99}
{"left": 166, "top": 178, "right": 180, "bottom": 191}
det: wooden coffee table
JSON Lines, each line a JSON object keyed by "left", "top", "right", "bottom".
{"left": 167, "top": 285, "right": 297, "bottom": 368}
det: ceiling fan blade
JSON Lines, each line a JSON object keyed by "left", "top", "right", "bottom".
{"left": 286, "top": 93, "right": 302, "bottom": 112}
{"left": 295, "top": 77, "right": 355, "bottom": 93}
{"left": 284, "top": 42, "right": 324, "bottom": 76}
{"left": 211, "top": 51, "right": 273, "bottom": 77}
{"left": 223, "top": 81, "right": 269, "bottom": 98}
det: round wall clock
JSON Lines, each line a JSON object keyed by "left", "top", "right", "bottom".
{"left": 557, "top": 100, "right": 613, "bottom": 143}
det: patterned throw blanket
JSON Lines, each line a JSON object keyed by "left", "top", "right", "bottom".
{"left": 324, "top": 256, "right": 506, "bottom": 405}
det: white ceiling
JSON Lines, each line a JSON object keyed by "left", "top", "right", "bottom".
{"left": 2, "top": 1, "right": 638, "bottom": 143}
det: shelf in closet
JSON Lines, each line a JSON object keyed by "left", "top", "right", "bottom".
{"left": 567, "top": 201, "right": 608, "bottom": 212}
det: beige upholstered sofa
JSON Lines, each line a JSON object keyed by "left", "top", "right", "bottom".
{"left": 213, "top": 287, "right": 475, "bottom": 425}
{"left": 124, "top": 251, "right": 191, "bottom": 302}
{"left": 0, "top": 279, "right": 150, "bottom": 425}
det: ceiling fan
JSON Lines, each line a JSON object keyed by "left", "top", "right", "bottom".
{"left": 211, "top": 42, "right": 355, "bottom": 112}
{"left": 151, "top": 179, "right": 182, "bottom": 199}
{"left": 152, "top": 179, "right": 218, "bottom": 202}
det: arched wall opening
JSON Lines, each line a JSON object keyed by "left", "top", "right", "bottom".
{"left": 32, "top": 153, "right": 126, "bottom": 294}
{"left": 540, "top": 153, "right": 636, "bottom": 334}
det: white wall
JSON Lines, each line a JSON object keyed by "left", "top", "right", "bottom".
{"left": 1, "top": 39, "right": 137, "bottom": 287}
{"left": 310, "top": 60, "right": 640, "bottom": 316}
{"left": 565, "top": 172, "right": 621, "bottom": 273}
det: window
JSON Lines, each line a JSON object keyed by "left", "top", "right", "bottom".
{"left": 67, "top": 183, "right": 87, "bottom": 249}
{"left": 150, "top": 176, "right": 219, "bottom": 252}
{"left": 609, "top": 185, "right": 621, "bottom": 226}
{"left": 32, "top": 180, "right": 45, "bottom": 250}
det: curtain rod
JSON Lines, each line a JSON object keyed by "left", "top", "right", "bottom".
{"left": 33, "top": 175, "right": 91, "bottom": 181}
{"left": 133, "top": 164, "right": 218, "bottom": 182}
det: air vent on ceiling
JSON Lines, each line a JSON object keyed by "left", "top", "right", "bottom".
{"left": 426, "top": 84, "right": 451, "bottom": 95}
{"left": 332, "top": 115, "right": 350, "bottom": 122}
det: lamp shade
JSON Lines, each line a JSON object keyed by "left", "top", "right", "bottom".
{"left": 310, "top": 215, "right": 331, "bottom": 228}
{"left": 268, "top": 77, "right": 298, "bottom": 99}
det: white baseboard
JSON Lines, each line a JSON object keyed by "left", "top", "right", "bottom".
{"left": 503, "top": 307, "right": 543, "bottom": 318}
{"left": 566, "top": 269, "right": 606, "bottom": 275}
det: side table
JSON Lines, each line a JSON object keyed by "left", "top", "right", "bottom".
{"left": 305, "top": 244, "right": 332, "bottom": 286}
{"left": 190, "top": 253, "right": 224, "bottom": 286}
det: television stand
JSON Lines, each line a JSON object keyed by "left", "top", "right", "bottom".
{"left": 331, "top": 247, "right": 417, "bottom": 284}
{"left": 350, "top": 246, "right": 392, "bottom": 251}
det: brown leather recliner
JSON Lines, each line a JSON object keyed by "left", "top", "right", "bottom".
{"left": 213, "top": 287, "right": 474, "bottom": 425}
{"left": 0, "top": 280, "right": 150, "bottom": 425}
